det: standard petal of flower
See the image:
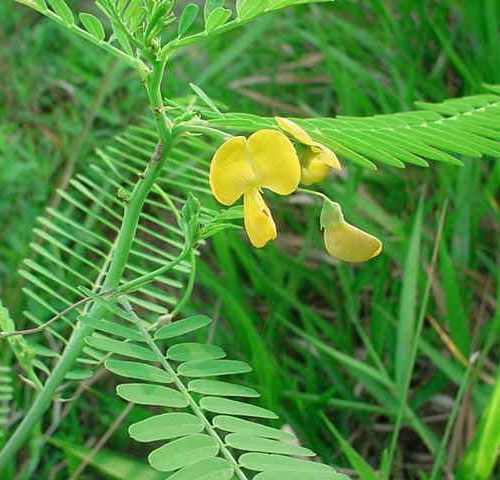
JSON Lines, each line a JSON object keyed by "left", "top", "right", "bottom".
{"left": 209, "top": 136, "right": 257, "bottom": 205}
{"left": 247, "top": 129, "right": 300, "bottom": 196}
{"left": 243, "top": 189, "right": 277, "bottom": 248}
{"left": 275, "top": 117, "right": 315, "bottom": 146}
{"left": 324, "top": 222, "right": 382, "bottom": 263}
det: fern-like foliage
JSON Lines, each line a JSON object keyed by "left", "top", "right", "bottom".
{"left": 84, "top": 301, "right": 348, "bottom": 480}
{"left": 17, "top": 122, "right": 214, "bottom": 383}
{"left": 209, "top": 86, "right": 500, "bottom": 169}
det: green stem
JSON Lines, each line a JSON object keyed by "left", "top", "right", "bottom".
{"left": 0, "top": 60, "right": 173, "bottom": 472}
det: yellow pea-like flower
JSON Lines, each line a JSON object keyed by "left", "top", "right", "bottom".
{"left": 209, "top": 130, "right": 300, "bottom": 248}
{"left": 276, "top": 117, "right": 341, "bottom": 185}
{"left": 321, "top": 199, "right": 382, "bottom": 263}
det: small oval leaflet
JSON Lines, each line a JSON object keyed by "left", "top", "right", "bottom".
{"left": 178, "top": 359, "right": 251, "bottom": 377}
{"left": 85, "top": 318, "right": 144, "bottom": 342}
{"left": 154, "top": 315, "right": 211, "bottom": 340}
{"left": 212, "top": 416, "right": 292, "bottom": 441}
{"left": 79, "top": 13, "right": 105, "bottom": 42}
{"left": 254, "top": 472, "right": 348, "bottom": 480}
{"left": 225, "top": 434, "right": 315, "bottom": 457}
{"left": 239, "top": 453, "right": 338, "bottom": 473}
{"left": 85, "top": 335, "right": 156, "bottom": 361}
{"left": 116, "top": 383, "right": 188, "bottom": 408}
{"left": 167, "top": 343, "right": 225, "bottom": 362}
{"left": 167, "top": 457, "right": 233, "bottom": 480}
{"left": 48, "top": 0, "right": 74, "bottom": 24}
{"left": 178, "top": 3, "right": 200, "bottom": 37}
{"left": 148, "top": 434, "right": 219, "bottom": 472}
{"left": 188, "top": 379, "right": 259, "bottom": 398}
{"left": 204, "top": 0, "right": 225, "bottom": 20}
{"left": 105, "top": 359, "right": 172, "bottom": 383}
{"left": 200, "top": 397, "right": 278, "bottom": 419}
{"left": 129, "top": 412, "right": 203, "bottom": 442}
{"left": 64, "top": 369, "right": 93, "bottom": 381}
{"left": 206, "top": 7, "right": 232, "bottom": 33}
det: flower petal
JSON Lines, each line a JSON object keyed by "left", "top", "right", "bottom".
{"left": 301, "top": 158, "right": 331, "bottom": 185}
{"left": 243, "top": 189, "right": 277, "bottom": 248}
{"left": 314, "top": 144, "right": 341, "bottom": 169}
{"left": 209, "top": 136, "right": 257, "bottom": 206}
{"left": 275, "top": 117, "right": 314, "bottom": 146}
{"left": 247, "top": 129, "right": 300, "bottom": 195}
{"left": 324, "top": 222, "right": 382, "bottom": 263}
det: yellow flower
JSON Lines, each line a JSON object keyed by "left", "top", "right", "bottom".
{"left": 209, "top": 130, "right": 301, "bottom": 248}
{"left": 276, "top": 117, "right": 341, "bottom": 185}
{"left": 321, "top": 199, "right": 382, "bottom": 263}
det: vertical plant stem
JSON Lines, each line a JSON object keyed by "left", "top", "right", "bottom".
{"left": 0, "top": 59, "right": 173, "bottom": 472}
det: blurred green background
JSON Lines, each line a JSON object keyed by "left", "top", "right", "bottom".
{"left": 0, "top": 1, "right": 498, "bottom": 478}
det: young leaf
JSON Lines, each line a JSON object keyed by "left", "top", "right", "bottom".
{"left": 178, "top": 3, "right": 200, "bottom": 37}
{"left": 204, "top": 0, "right": 225, "bottom": 20}
{"left": 205, "top": 7, "right": 232, "bottom": 33}
{"left": 111, "top": 20, "right": 133, "bottom": 55}
{"left": 79, "top": 13, "right": 105, "bottom": 42}
{"left": 47, "top": 0, "right": 74, "bottom": 24}
{"left": 189, "top": 82, "right": 222, "bottom": 115}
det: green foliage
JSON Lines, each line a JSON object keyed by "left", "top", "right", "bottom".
{"left": 210, "top": 90, "right": 500, "bottom": 169}
{"left": 1, "top": 0, "right": 499, "bottom": 478}
{"left": 84, "top": 302, "right": 347, "bottom": 479}
{"left": 457, "top": 374, "right": 500, "bottom": 480}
